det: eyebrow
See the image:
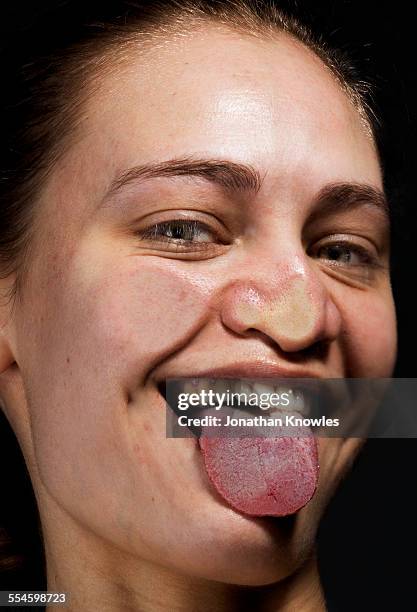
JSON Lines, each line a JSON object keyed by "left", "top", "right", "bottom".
{"left": 312, "top": 182, "right": 390, "bottom": 220}
{"left": 105, "top": 156, "right": 389, "bottom": 218}
{"left": 107, "top": 157, "right": 263, "bottom": 197}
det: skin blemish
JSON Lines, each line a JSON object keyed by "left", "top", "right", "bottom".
{"left": 133, "top": 443, "right": 143, "bottom": 463}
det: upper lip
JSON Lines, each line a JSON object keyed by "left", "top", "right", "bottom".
{"left": 160, "top": 362, "right": 329, "bottom": 381}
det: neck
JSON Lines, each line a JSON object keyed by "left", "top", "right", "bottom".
{"left": 254, "top": 558, "right": 326, "bottom": 612}
{"left": 41, "top": 498, "right": 325, "bottom": 612}
{"left": 46, "top": 542, "right": 325, "bottom": 611}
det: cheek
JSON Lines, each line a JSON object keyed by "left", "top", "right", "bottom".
{"left": 24, "top": 258, "right": 215, "bottom": 392}
{"left": 17, "top": 257, "right": 214, "bottom": 481}
{"left": 82, "top": 261, "right": 215, "bottom": 380}
{"left": 338, "top": 287, "right": 397, "bottom": 376}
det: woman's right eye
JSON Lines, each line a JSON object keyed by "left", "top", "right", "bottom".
{"left": 133, "top": 218, "right": 234, "bottom": 258}
{"left": 140, "top": 219, "right": 217, "bottom": 244}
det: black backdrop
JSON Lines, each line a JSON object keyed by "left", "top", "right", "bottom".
{"left": 283, "top": 2, "right": 417, "bottom": 610}
{"left": 0, "top": 1, "right": 416, "bottom": 610}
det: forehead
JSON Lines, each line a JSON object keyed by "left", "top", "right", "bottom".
{"left": 70, "top": 26, "right": 382, "bottom": 201}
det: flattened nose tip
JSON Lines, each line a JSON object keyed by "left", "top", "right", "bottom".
{"left": 220, "top": 276, "right": 341, "bottom": 352}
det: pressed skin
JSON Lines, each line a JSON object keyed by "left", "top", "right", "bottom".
{"left": 232, "top": 278, "right": 317, "bottom": 343}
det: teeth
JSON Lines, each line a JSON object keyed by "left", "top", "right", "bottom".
{"left": 239, "top": 382, "right": 253, "bottom": 397}
{"left": 250, "top": 382, "right": 275, "bottom": 410}
{"left": 287, "top": 388, "right": 311, "bottom": 416}
{"left": 174, "top": 379, "right": 311, "bottom": 416}
{"left": 252, "top": 382, "right": 275, "bottom": 394}
{"left": 212, "top": 379, "right": 230, "bottom": 396}
{"left": 180, "top": 380, "right": 198, "bottom": 395}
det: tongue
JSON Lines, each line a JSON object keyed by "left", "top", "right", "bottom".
{"left": 199, "top": 432, "right": 318, "bottom": 517}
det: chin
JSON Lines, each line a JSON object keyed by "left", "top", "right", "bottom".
{"left": 174, "top": 501, "right": 320, "bottom": 586}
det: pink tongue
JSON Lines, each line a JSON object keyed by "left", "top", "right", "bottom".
{"left": 199, "top": 434, "right": 318, "bottom": 517}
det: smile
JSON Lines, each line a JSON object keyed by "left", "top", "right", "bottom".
{"left": 166, "top": 377, "right": 315, "bottom": 418}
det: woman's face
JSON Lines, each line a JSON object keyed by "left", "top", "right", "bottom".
{"left": 6, "top": 27, "right": 396, "bottom": 584}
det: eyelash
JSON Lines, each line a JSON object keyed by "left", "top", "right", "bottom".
{"left": 137, "top": 219, "right": 381, "bottom": 268}
{"left": 311, "top": 241, "right": 381, "bottom": 268}
{"left": 139, "top": 219, "right": 221, "bottom": 248}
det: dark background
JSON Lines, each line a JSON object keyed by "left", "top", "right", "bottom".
{"left": 293, "top": 2, "right": 417, "bottom": 610}
{"left": 291, "top": 3, "right": 417, "bottom": 611}
{"left": 1, "top": 1, "right": 416, "bottom": 610}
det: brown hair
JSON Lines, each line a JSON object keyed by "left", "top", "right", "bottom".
{"left": 0, "top": 0, "right": 377, "bottom": 582}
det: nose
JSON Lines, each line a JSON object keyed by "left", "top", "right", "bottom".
{"left": 220, "top": 257, "right": 342, "bottom": 353}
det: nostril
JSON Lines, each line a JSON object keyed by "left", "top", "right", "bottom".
{"left": 288, "top": 339, "right": 331, "bottom": 362}
{"left": 231, "top": 327, "right": 331, "bottom": 362}
{"left": 310, "top": 340, "right": 331, "bottom": 360}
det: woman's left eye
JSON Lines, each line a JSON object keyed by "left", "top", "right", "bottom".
{"left": 314, "top": 243, "right": 371, "bottom": 266}
{"left": 139, "top": 220, "right": 217, "bottom": 244}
